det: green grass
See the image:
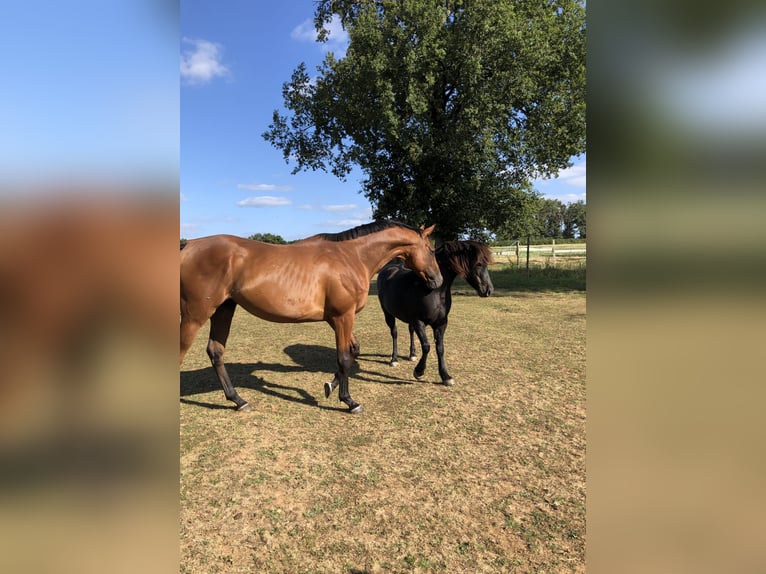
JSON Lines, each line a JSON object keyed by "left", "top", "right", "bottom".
{"left": 180, "top": 263, "right": 586, "bottom": 573}
{"left": 477, "top": 262, "right": 585, "bottom": 293}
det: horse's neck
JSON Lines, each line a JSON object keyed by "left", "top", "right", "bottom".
{"left": 355, "top": 231, "right": 418, "bottom": 276}
{"left": 436, "top": 254, "right": 459, "bottom": 290}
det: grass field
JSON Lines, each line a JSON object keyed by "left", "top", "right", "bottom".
{"left": 180, "top": 261, "right": 586, "bottom": 573}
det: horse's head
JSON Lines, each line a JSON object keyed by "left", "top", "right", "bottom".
{"left": 402, "top": 224, "right": 443, "bottom": 289}
{"left": 465, "top": 259, "right": 494, "bottom": 297}
{"left": 441, "top": 241, "right": 494, "bottom": 297}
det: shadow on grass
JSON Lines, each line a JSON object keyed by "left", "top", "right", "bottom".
{"left": 180, "top": 344, "right": 415, "bottom": 411}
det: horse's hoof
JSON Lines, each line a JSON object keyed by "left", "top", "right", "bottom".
{"left": 237, "top": 402, "right": 253, "bottom": 412}
{"left": 443, "top": 379, "right": 456, "bottom": 387}
{"left": 389, "top": 360, "right": 398, "bottom": 367}
{"left": 324, "top": 381, "right": 334, "bottom": 398}
{"left": 414, "top": 372, "right": 424, "bottom": 380}
{"left": 408, "top": 355, "right": 417, "bottom": 362}
{"left": 349, "top": 404, "right": 365, "bottom": 414}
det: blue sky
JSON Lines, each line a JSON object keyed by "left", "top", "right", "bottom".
{"left": 0, "top": 1, "right": 178, "bottom": 184}
{"left": 180, "top": 1, "right": 586, "bottom": 241}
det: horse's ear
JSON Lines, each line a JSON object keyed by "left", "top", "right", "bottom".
{"left": 422, "top": 224, "right": 436, "bottom": 237}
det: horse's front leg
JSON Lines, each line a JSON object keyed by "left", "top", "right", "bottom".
{"left": 324, "top": 314, "right": 364, "bottom": 414}
{"left": 411, "top": 320, "right": 430, "bottom": 380}
{"left": 432, "top": 321, "right": 454, "bottom": 386}
{"left": 331, "top": 331, "right": 359, "bottom": 392}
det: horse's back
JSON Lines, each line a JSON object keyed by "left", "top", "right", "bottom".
{"left": 377, "top": 260, "right": 406, "bottom": 282}
{"left": 377, "top": 261, "right": 416, "bottom": 296}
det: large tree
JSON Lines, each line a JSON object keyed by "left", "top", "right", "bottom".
{"left": 264, "top": 0, "right": 586, "bottom": 240}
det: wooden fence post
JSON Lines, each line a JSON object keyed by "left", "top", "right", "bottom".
{"left": 526, "top": 236, "right": 531, "bottom": 276}
{"left": 552, "top": 238, "right": 556, "bottom": 266}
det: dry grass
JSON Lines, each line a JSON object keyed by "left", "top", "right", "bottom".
{"left": 180, "top": 266, "right": 585, "bottom": 573}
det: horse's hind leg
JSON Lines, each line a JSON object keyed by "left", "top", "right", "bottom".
{"left": 407, "top": 323, "right": 418, "bottom": 361}
{"left": 384, "top": 311, "right": 400, "bottom": 366}
{"left": 432, "top": 321, "right": 454, "bottom": 386}
{"left": 207, "top": 299, "right": 251, "bottom": 411}
{"left": 350, "top": 332, "right": 360, "bottom": 358}
{"left": 411, "top": 321, "right": 430, "bottom": 380}
{"left": 180, "top": 314, "right": 204, "bottom": 364}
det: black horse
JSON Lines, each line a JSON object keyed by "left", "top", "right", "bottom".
{"left": 376, "top": 240, "right": 494, "bottom": 386}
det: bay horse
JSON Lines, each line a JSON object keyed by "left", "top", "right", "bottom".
{"left": 376, "top": 240, "right": 494, "bottom": 386}
{"left": 180, "top": 221, "right": 442, "bottom": 414}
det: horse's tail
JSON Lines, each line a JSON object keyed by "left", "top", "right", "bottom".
{"left": 180, "top": 239, "right": 187, "bottom": 251}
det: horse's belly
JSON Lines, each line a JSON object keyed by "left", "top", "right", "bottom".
{"left": 231, "top": 284, "right": 324, "bottom": 323}
{"left": 382, "top": 289, "right": 443, "bottom": 326}
{"left": 401, "top": 306, "right": 443, "bottom": 326}
{"left": 232, "top": 291, "right": 325, "bottom": 323}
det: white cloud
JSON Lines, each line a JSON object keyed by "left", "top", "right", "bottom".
{"left": 323, "top": 16, "right": 349, "bottom": 51}
{"left": 290, "top": 19, "right": 317, "bottom": 42}
{"left": 294, "top": 203, "right": 359, "bottom": 212}
{"left": 237, "top": 196, "right": 292, "bottom": 207}
{"left": 180, "top": 37, "right": 230, "bottom": 85}
{"left": 237, "top": 183, "right": 292, "bottom": 192}
{"left": 321, "top": 218, "right": 372, "bottom": 228}
{"left": 562, "top": 192, "right": 587, "bottom": 202}
{"left": 354, "top": 206, "right": 374, "bottom": 219}
{"left": 291, "top": 15, "right": 349, "bottom": 54}
{"left": 542, "top": 161, "right": 586, "bottom": 188}
{"left": 180, "top": 222, "right": 199, "bottom": 235}
{"left": 534, "top": 159, "right": 586, "bottom": 202}
{"left": 321, "top": 204, "right": 357, "bottom": 212}
{"left": 194, "top": 216, "right": 238, "bottom": 224}
{"left": 180, "top": 192, "right": 188, "bottom": 202}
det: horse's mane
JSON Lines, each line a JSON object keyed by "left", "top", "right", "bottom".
{"left": 312, "top": 220, "right": 421, "bottom": 242}
{"left": 437, "top": 241, "right": 494, "bottom": 277}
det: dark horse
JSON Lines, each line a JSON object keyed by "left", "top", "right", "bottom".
{"left": 180, "top": 221, "right": 442, "bottom": 414}
{"left": 376, "top": 241, "right": 494, "bottom": 386}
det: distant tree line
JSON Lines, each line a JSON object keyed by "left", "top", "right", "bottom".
{"left": 483, "top": 196, "right": 585, "bottom": 244}
{"left": 247, "top": 232, "right": 287, "bottom": 244}
{"left": 535, "top": 198, "right": 586, "bottom": 240}
{"left": 187, "top": 197, "right": 584, "bottom": 247}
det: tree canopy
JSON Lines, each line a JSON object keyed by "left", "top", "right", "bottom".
{"left": 264, "top": 0, "right": 586, "bottom": 240}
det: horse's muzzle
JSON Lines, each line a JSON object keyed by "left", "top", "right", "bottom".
{"left": 425, "top": 272, "right": 443, "bottom": 289}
